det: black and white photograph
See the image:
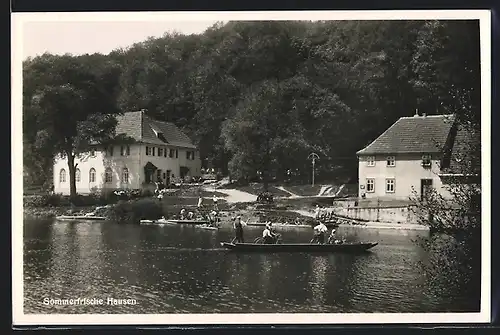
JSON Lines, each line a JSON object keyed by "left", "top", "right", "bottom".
{"left": 12, "top": 10, "right": 491, "bottom": 325}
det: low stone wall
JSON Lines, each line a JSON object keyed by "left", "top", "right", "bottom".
{"left": 331, "top": 198, "right": 419, "bottom": 224}
{"left": 333, "top": 205, "right": 418, "bottom": 224}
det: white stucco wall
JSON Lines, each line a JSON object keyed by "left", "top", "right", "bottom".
{"left": 53, "top": 143, "right": 201, "bottom": 195}
{"left": 357, "top": 154, "right": 452, "bottom": 200}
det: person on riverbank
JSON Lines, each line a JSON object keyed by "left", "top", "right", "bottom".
{"left": 313, "top": 221, "right": 328, "bottom": 244}
{"left": 212, "top": 195, "right": 219, "bottom": 211}
{"left": 233, "top": 216, "right": 246, "bottom": 243}
{"left": 314, "top": 205, "right": 321, "bottom": 221}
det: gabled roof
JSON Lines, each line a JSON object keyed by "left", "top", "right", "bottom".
{"left": 357, "top": 114, "right": 456, "bottom": 155}
{"left": 115, "top": 111, "right": 197, "bottom": 149}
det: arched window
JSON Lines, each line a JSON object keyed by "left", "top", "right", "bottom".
{"left": 59, "top": 169, "right": 66, "bottom": 183}
{"left": 89, "top": 168, "right": 96, "bottom": 183}
{"left": 75, "top": 168, "right": 81, "bottom": 183}
{"left": 122, "top": 167, "right": 129, "bottom": 184}
{"left": 105, "top": 168, "right": 113, "bottom": 183}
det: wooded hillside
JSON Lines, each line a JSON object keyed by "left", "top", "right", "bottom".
{"left": 23, "top": 20, "right": 481, "bottom": 188}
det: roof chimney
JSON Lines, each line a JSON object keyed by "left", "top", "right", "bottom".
{"left": 414, "top": 109, "right": 419, "bottom": 117}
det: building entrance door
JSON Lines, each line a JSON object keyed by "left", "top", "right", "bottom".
{"left": 420, "top": 179, "right": 433, "bottom": 200}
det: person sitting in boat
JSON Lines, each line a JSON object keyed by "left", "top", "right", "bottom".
{"left": 327, "top": 229, "right": 337, "bottom": 244}
{"left": 209, "top": 210, "right": 218, "bottom": 227}
{"left": 233, "top": 216, "right": 247, "bottom": 243}
{"left": 313, "top": 221, "right": 328, "bottom": 244}
{"left": 187, "top": 211, "right": 195, "bottom": 220}
{"left": 180, "top": 208, "right": 186, "bottom": 220}
{"left": 294, "top": 217, "right": 301, "bottom": 225}
{"left": 262, "top": 223, "right": 276, "bottom": 244}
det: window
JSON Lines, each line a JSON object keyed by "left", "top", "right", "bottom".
{"left": 122, "top": 168, "right": 129, "bottom": 184}
{"left": 158, "top": 148, "right": 164, "bottom": 157}
{"left": 164, "top": 148, "right": 167, "bottom": 157}
{"left": 90, "top": 149, "right": 96, "bottom": 157}
{"left": 386, "top": 178, "right": 395, "bottom": 193}
{"left": 75, "top": 168, "right": 81, "bottom": 183}
{"left": 105, "top": 168, "right": 113, "bottom": 183}
{"left": 367, "top": 156, "right": 375, "bottom": 166}
{"left": 146, "top": 146, "right": 151, "bottom": 155}
{"left": 186, "top": 151, "right": 191, "bottom": 160}
{"left": 422, "top": 154, "right": 431, "bottom": 167}
{"left": 366, "top": 178, "right": 374, "bottom": 193}
{"left": 59, "top": 169, "right": 66, "bottom": 183}
{"left": 126, "top": 145, "right": 130, "bottom": 156}
{"left": 387, "top": 156, "right": 395, "bottom": 167}
{"left": 175, "top": 149, "right": 178, "bottom": 158}
{"left": 89, "top": 168, "right": 96, "bottom": 183}
{"left": 169, "top": 149, "right": 175, "bottom": 158}
{"left": 120, "top": 146, "right": 124, "bottom": 156}
{"left": 107, "top": 146, "right": 114, "bottom": 156}
{"left": 152, "top": 147, "right": 156, "bottom": 156}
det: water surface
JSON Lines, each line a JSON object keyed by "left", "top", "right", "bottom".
{"left": 23, "top": 218, "right": 479, "bottom": 314}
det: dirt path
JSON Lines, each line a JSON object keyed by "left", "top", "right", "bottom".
{"left": 208, "top": 188, "right": 257, "bottom": 203}
{"left": 275, "top": 186, "right": 300, "bottom": 198}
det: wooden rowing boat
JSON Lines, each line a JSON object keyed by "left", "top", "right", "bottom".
{"left": 140, "top": 218, "right": 171, "bottom": 224}
{"left": 247, "top": 222, "right": 313, "bottom": 229}
{"left": 220, "top": 241, "right": 378, "bottom": 253}
{"left": 55, "top": 215, "right": 107, "bottom": 221}
{"left": 197, "top": 225, "right": 219, "bottom": 231}
{"left": 166, "top": 219, "right": 210, "bottom": 225}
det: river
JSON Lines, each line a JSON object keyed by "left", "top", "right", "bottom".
{"left": 23, "top": 218, "right": 480, "bottom": 314}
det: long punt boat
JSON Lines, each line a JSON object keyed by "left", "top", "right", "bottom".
{"left": 55, "top": 215, "right": 107, "bottom": 221}
{"left": 220, "top": 241, "right": 378, "bottom": 253}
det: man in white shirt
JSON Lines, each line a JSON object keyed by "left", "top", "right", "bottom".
{"left": 262, "top": 224, "right": 275, "bottom": 244}
{"left": 197, "top": 196, "right": 203, "bottom": 208}
{"left": 313, "top": 222, "right": 328, "bottom": 244}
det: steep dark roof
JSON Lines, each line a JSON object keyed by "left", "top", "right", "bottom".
{"left": 115, "top": 111, "right": 197, "bottom": 149}
{"left": 440, "top": 123, "right": 481, "bottom": 175}
{"left": 357, "top": 114, "right": 456, "bottom": 155}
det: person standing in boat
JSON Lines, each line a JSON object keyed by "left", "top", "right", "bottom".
{"left": 233, "top": 216, "right": 246, "bottom": 243}
{"left": 197, "top": 195, "right": 203, "bottom": 209}
{"left": 313, "top": 221, "right": 328, "bottom": 244}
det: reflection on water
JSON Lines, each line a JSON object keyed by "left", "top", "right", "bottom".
{"left": 23, "top": 219, "right": 480, "bottom": 314}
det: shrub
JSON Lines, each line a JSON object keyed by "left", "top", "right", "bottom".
{"left": 23, "top": 194, "right": 67, "bottom": 207}
{"left": 107, "top": 198, "right": 163, "bottom": 224}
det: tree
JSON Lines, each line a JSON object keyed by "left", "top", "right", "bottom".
{"left": 23, "top": 54, "right": 123, "bottom": 198}
{"left": 221, "top": 80, "right": 311, "bottom": 189}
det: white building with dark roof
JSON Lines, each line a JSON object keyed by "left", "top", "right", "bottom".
{"left": 53, "top": 110, "right": 202, "bottom": 195}
{"left": 356, "top": 112, "right": 476, "bottom": 200}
